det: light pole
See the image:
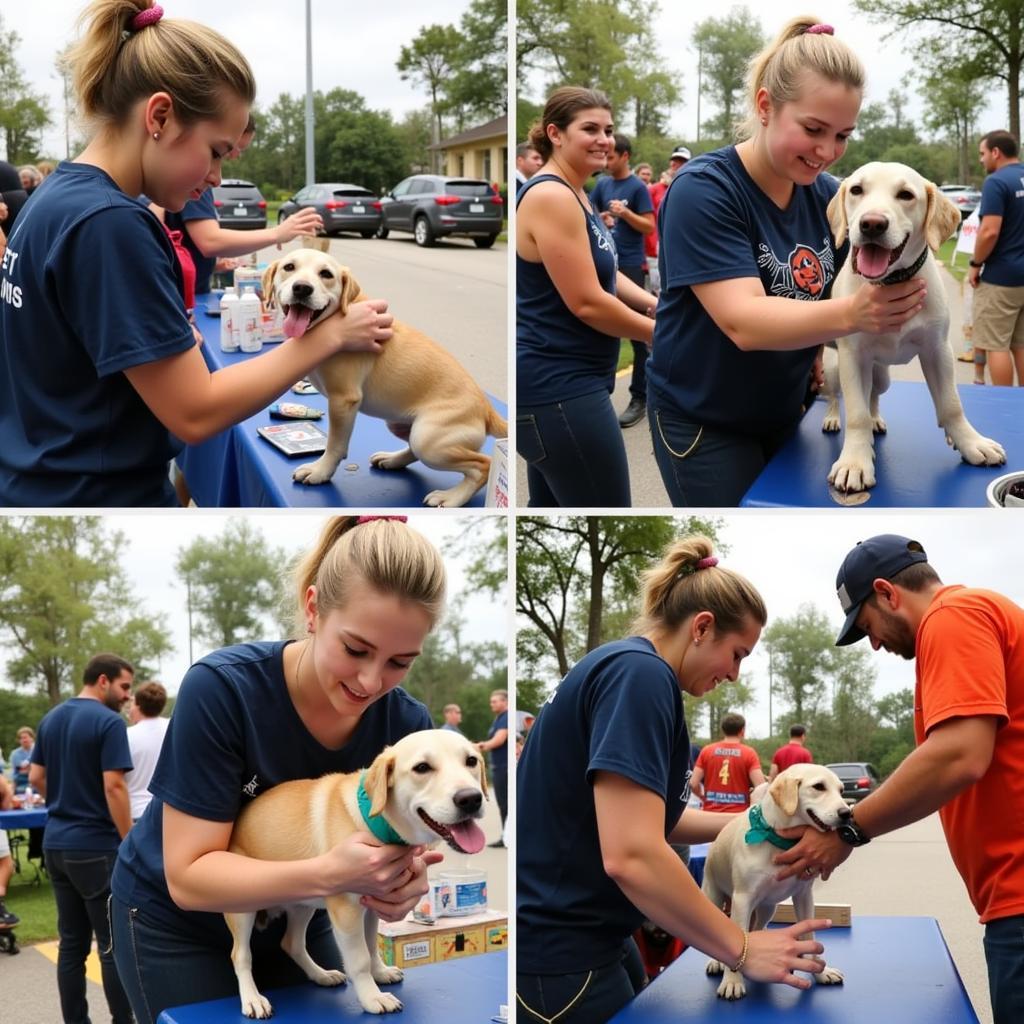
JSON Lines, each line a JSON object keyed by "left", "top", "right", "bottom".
{"left": 304, "top": 0, "right": 315, "bottom": 187}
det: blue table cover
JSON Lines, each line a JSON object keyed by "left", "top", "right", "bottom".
{"left": 0, "top": 808, "right": 48, "bottom": 830}
{"left": 742, "top": 381, "right": 1023, "bottom": 507}
{"left": 179, "top": 310, "right": 506, "bottom": 508}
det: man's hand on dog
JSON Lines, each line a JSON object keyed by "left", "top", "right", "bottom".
{"left": 772, "top": 826, "right": 851, "bottom": 882}
{"left": 317, "top": 298, "right": 394, "bottom": 353}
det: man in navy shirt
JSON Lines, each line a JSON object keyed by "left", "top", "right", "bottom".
{"left": 970, "top": 129, "right": 1024, "bottom": 386}
{"left": 477, "top": 689, "right": 509, "bottom": 847}
{"left": 31, "top": 653, "right": 134, "bottom": 1024}
{"left": 590, "top": 135, "right": 656, "bottom": 428}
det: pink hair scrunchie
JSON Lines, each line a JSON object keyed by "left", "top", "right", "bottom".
{"left": 805, "top": 23, "right": 834, "bottom": 35}
{"left": 696, "top": 556, "right": 719, "bottom": 570}
{"left": 131, "top": 4, "right": 164, "bottom": 30}
{"left": 355, "top": 515, "right": 408, "bottom": 526}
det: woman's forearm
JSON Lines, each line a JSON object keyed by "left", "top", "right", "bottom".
{"left": 574, "top": 290, "right": 654, "bottom": 344}
{"left": 720, "top": 293, "right": 855, "bottom": 352}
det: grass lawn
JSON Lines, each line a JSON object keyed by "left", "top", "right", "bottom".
{"left": 6, "top": 835, "right": 57, "bottom": 943}
{"left": 938, "top": 235, "right": 971, "bottom": 285}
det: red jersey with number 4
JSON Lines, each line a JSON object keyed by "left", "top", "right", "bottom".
{"left": 696, "top": 740, "right": 762, "bottom": 812}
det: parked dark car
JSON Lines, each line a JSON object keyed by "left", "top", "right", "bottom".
{"left": 211, "top": 179, "right": 267, "bottom": 230}
{"left": 377, "top": 174, "right": 503, "bottom": 248}
{"left": 826, "top": 762, "right": 881, "bottom": 803}
{"left": 939, "top": 184, "right": 982, "bottom": 220}
{"left": 277, "top": 183, "right": 382, "bottom": 238}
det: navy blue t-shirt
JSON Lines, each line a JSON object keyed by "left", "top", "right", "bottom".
{"left": 517, "top": 637, "right": 692, "bottom": 974}
{"left": 112, "top": 641, "right": 433, "bottom": 942}
{"left": 32, "top": 697, "right": 133, "bottom": 852}
{"left": 647, "top": 146, "right": 845, "bottom": 435}
{"left": 0, "top": 161, "right": 195, "bottom": 506}
{"left": 590, "top": 173, "right": 654, "bottom": 268}
{"left": 164, "top": 190, "right": 218, "bottom": 295}
{"left": 517, "top": 175, "right": 620, "bottom": 407}
{"left": 979, "top": 163, "right": 1024, "bottom": 287}
{"left": 487, "top": 710, "right": 508, "bottom": 774}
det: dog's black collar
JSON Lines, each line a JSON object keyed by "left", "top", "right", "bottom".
{"left": 875, "top": 245, "right": 929, "bottom": 286}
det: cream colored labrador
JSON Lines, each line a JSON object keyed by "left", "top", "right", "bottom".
{"left": 823, "top": 162, "right": 1005, "bottom": 492}
{"left": 225, "top": 729, "right": 488, "bottom": 1017}
{"left": 262, "top": 250, "right": 507, "bottom": 507}
{"left": 702, "top": 764, "right": 848, "bottom": 1000}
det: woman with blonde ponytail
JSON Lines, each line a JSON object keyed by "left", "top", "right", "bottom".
{"left": 111, "top": 515, "right": 447, "bottom": 1022}
{"left": 517, "top": 535, "right": 832, "bottom": 1023}
{"left": 646, "top": 16, "right": 928, "bottom": 506}
{"left": 0, "top": 0, "right": 393, "bottom": 508}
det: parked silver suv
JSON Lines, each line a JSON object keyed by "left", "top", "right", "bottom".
{"left": 376, "top": 174, "right": 503, "bottom": 248}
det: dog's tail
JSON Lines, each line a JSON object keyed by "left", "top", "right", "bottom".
{"left": 485, "top": 404, "right": 507, "bottom": 439}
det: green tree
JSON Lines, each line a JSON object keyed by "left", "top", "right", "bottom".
{"left": 397, "top": 24, "right": 465, "bottom": 162}
{"left": 875, "top": 687, "right": 915, "bottom": 735}
{"left": 175, "top": 519, "right": 288, "bottom": 657}
{"left": 0, "top": 14, "right": 52, "bottom": 162}
{"left": 0, "top": 518, "right": 172, "bottom": 705}
{"left": 687, "top": 677, "right": 758, "bottom": 744}
{"left": 761, "top": 603, "right": 836, "bottom": 726}
{"left": 854, "top": 0, "right": 1024, "bottom": 138}
{"left": 692, "top": 8, "right": 766, "bottom": 142}
{"left": 448, "top": 0, "right": 509, "bottom": 124}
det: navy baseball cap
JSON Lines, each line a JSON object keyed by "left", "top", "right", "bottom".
{"left": 835, "top": 535, "right": 928, "bottom": 646}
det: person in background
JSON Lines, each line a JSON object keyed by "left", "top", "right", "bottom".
{"left": 125, "top": 681, "right": 171, "bottom": 823}
{"left": 10, "top": 727, "right": 35, "bottom": 794}
{"left": 30, "top": 653, "right": 135, "bottom": 1024}
{"left": 36, "top": 160, "right": 56, "bottom": 179}
{"left": 477, "top": 689, "right": 509, "bottom": 846}
{"left": 440, "top": 703, "right": 465, "bottom": 735}
{"left": 0, "top": 774, "right": 20, "bottom": 928}
{"left": 690, "top": 712, "right": 765, "bottom": 811}
{"left": 19, "top": 165, "right": 42, "bottom": 195}
{"left": 768, "top": 723, "right": 812, "bottom": 780}
{"left": 516, "top": 141, "right": 543, "bottom": 193}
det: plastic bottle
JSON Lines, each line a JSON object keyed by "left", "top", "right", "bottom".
{"left": 219, "top": 287, "right": 240, "bottom": 352}
{"left": 23, "top": 785, "right": 34, "bottom": 809}
{"left": 238, "top": 286, "right": 262, "bottom": 353}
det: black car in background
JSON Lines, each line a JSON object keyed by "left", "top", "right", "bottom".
{"left": 278, "top": 183, "right": 383, "bottom": 238}
{"left": 211, "top": 179, "right": 267, "bottom": 229}
{"left": 377, "top": 174, "right": 503, "bottom": 248}
{"left": 826, "top": 762, "right": 881, "bottom": 803}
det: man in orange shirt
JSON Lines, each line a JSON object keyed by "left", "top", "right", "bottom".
{"left": 690, "top": 713, "right": 765, "bottom": 812}
{"left": 775, "top": 534, "right": 1024, "bottom": 1024}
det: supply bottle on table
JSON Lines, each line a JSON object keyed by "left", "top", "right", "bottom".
{"left": 238, "top": 286, "right": 263, "bottom": 353}
{"left": 22, "top": 785, "right": 34, "bottom": 809}
{"left": 219, "top": 287, "right": 240, "bottom": 352}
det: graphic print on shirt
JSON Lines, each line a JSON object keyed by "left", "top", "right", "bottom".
{"left": 757, "top": 235, "right": 834, "bottom": 300}
{"left": 242, "top": 775, "right": 260, "bottom": 798}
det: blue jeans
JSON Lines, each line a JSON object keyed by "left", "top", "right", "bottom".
{"left": 984, "top": 913, "right": 1024, "bottom": 1024}
{"left": 518, "top": 389, "right": 630, "bottom": 507}
{"left": 647, "top": 400, "right": 795, "bottom": 507}
{"left": 46, "top": 848, "right": 133, "bottom": 1024}
{"left": 517, "top": 939, "right": 646, "bottom": 1024}
{"left": 109, "top": 894, "right": 342, "bottom": 1024}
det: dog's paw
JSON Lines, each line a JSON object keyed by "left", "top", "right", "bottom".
{"left": 373, "top": 964, "right": 404, "bottom": 985}
{"left": 310, "top": 968, "right": 346, "bottom": 987}
{"left": 821, "top": 413, "right": 841, "bottom": 433}
{"left": 369, "top": 449, "right": 412, "bottom": 471}
{"left": 361, "top": 992, "right": 403, "bottom": 1014}
{"left": 957, "top": 435, "right": 1007, "bottom": 466}
{"left": 716, "top": 973, "right": 747, "bottom": 1000}
{"left": 872, "top": 414, "right": 887, "bottom": 434}
{"left": 828, "top": 455, "right": 875, "bottom": 493}
{"left": 705, "top": 958, "right": 723, "bottom": 976}
{"left": 816, "top": 965, "right": 844, "bottom": 985}
{"left": 240, "top": 993, "right": 274, "bottom": 1019}
{"left": 293, "top": 459, "right": 338, "bottom": 486}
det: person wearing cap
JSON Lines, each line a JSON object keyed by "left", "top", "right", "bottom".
{"left": 645, "top": 17, "right": 927, "bottom": 507}
{"left": 774, "top": 534, "right": 1024, "bottom": 1024}
{"left": 518, "top": 535, "right": 833, "bottom": 1024}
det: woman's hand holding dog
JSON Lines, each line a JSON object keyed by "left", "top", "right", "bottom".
{"left": 847, "top": 277, "right": 927, "bottom": 334}
{"left": 742, "top": 919, "right": 833, "bottom": 990}
{"left": 316, "top": 298, "right": 395, "bottom": 354}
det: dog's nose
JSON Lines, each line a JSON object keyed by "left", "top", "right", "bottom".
{"left": 859, "top": 214, "right": 889, "bottom": 239}
{"left": 291, "top": 282, "right": 314, "bottom": 299}
{"left": 837, "top": 805, "right": 853, "bottom": 821}
{"left": 452, "top": 788, "right": 482, "bottom": 814}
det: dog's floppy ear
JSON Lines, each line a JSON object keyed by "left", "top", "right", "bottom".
{"left": 260, "top": 261, "right": 280, "bottom": 309}
{"left": 364, "top": 748, "right": 396, "bottom": 817}
{"left": 827, "top": 180, "right": 849, "bottom": 248}
{"left": 337, "top": 266, "right": 361, "bottom": 316}
{"left": 768, "top": 771, "right": 801, "bottom": 818}
{"left": 924, "top": 183, "right": 963, "bottom": 252}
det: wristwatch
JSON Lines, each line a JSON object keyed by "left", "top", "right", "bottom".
{"left": 969, "top": 259, "right": 985, "bottom": 268}
{"left": 837, "top": 812, "right": 871, "bottom": 847}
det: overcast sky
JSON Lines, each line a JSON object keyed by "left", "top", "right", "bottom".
{"left": 520, "top": 0, "right": 1006, "bottom": 149}
{"left": 31, "top": 512, "right": 508, "bottom": 700}
{"left": 8, "top": 0, "right": 479, "bottom": 160}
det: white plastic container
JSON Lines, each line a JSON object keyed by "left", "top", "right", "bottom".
{"left": 219, "top": 287, "right": 239, "bottom": 352}
{"left": 238, "top": 286, "right": 262, "bottom": 352}
{"left": 437, "top": 868, "right": 487, "bottom": 916}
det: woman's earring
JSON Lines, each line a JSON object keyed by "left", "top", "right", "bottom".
{"left": 152, "top": 131, "right": 161, "bottom": 141}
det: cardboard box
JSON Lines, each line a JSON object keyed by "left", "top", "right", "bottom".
{"left": 771, "top": 902, "right": 852, "bottom": 927}
{"left": 378, "top": 909, "right": 508, "bottom": 968}
{"left": 485, "top": 438, "right": 508, "bottom": 508}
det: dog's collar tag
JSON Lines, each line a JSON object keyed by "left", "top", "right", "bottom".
{"left": 744, "top": 804, "right": 799, "bottom": 850}
{"left": 878, "top": 245, "right": 929, "bottom": 286}
{"left": 356, "top": 771, "right": 409, "bottom": 846}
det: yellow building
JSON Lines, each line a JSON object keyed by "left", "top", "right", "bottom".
{"left": 430, "top": 115, "right": 508, "bottom": 188}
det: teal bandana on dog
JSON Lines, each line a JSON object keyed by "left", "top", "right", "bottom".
{"left": 356, "top": 771, "right": 408, "bottom": 846}
{"left": 744, "top": 804, "right": 799, "bottom": 850}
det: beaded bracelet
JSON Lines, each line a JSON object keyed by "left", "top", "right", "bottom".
{"left": 730, "top": 931, "right": 750, "bottom": 973}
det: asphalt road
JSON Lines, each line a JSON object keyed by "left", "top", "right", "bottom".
{"left": 253, "top": 233, "right": 509, "bottom": 403}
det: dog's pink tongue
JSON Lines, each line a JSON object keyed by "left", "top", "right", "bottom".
{"left": 856, "top": 244, "right": 891, "bottom": 279}
{"left": 449, "top": 819, "right": 487, "bottom": 854}
{"left": 283, "top": 306, "right": 315, "bottom": 339}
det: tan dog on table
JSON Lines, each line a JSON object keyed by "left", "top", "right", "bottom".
{"left": 822, "top": 161, "right": 1006, "bottom": 492}
{"left": 225, "top": 729, "right": 488, "bottom": 1018}
{"left": 702, "top": 764, "right": 848, "bottom": 1000}
{"left": 261, "top": 250, "right": 507, "bottom": 507}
